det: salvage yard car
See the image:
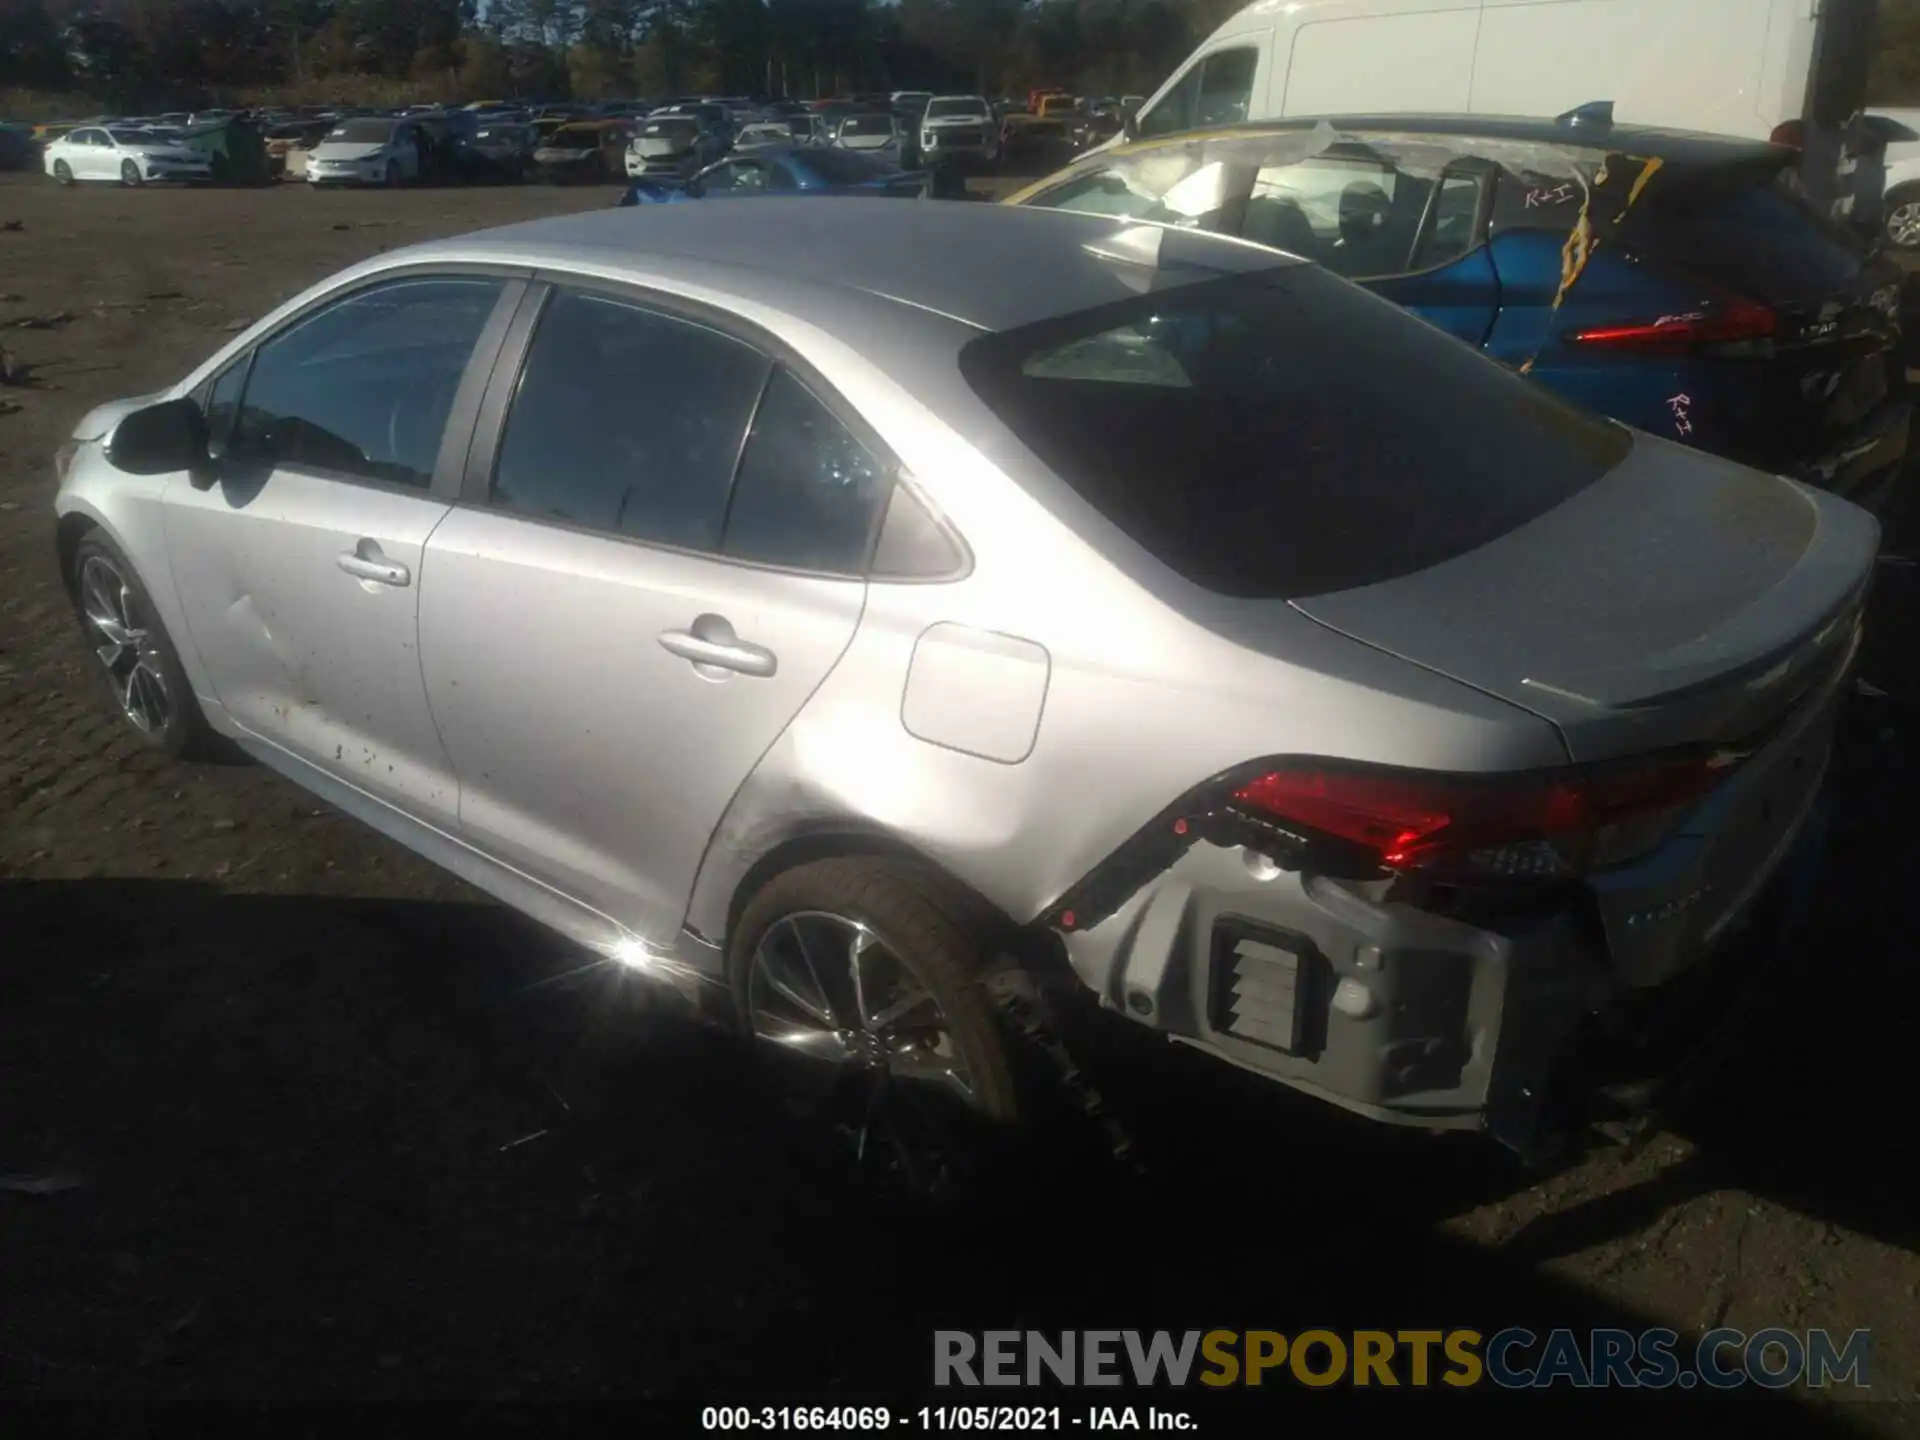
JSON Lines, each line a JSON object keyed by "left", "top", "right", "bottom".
{"left": 43, "top": 124, "right": 213, "bottom": 186}
{"left": 305, "top": 117, "right": 423, "bottom": 188}
{"left": 532, "top": 120, "right": 634, "bottom": 183}
{"left": 625, "top": 115, "right": 726, "bottom": 182}
{"left": 919, "top": 96, "right": 1001, "bottom": 168}
{"left": 51, "top": 202, "right": 1875, "bottom": 1176}
{"left": 1007, "top": 113, "right": 1913, "bottom": 512}
{"left": 620, "top": 146, "right": 932, "bottom": 205}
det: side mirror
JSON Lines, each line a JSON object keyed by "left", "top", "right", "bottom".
{"left": 106, "top": 397, "right": 209, "bottom": 477}
{"left": 1122, "top": 110, "right": 1140, "bottom": 141}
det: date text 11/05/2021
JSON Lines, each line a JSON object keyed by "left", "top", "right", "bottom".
{"left": 701, "top": 1408, "right": 1189, "bottom": 1431}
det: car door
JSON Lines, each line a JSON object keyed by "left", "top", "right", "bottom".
{"left": 418, "top": 282, "right": 890, "bottom": 944}
{"left": 163, "top": 273, "right": 521, "bottom": 829}
{"left": 1236, "top": 149, "right": 1502, "bottom": 347}
{"left": 700, "top": 157, "right": 772, "bottom": 197}
{"left": 68, "top": 129, "right": 107, "bottom": 179}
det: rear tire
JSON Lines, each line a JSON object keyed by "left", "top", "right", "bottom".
{"left": 728, "top": 857, "right": 1026, "bottom": 1196}
{"left": 68, "top": 532, "right": 215, "bottom": 760}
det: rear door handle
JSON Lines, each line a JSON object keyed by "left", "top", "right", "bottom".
{"left": 659, "top": 616, "right": 777, "bottom": 678}
{"left": 336, "top": 542, "right": 410, "bottom": 587}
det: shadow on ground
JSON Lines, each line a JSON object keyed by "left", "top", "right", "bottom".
{"left": 0, "top": 870, "right": 1898, "bottom": 1424}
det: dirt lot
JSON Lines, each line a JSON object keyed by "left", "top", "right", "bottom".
{"left": 2, "top": 171, "right": 1918, "bottom": 1427}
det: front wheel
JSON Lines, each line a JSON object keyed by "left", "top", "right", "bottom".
{"left": 120, "top": 159, "right": 142, "bottom": 187}
{"left": 728, "top": 857, "right": 1024, "bottom": 1196}
{"left": 53, "top": 159, "right": 73, "bottom": 186}
{"left": 1886, "top": 185, "right": 1920, "bottom": 250}
{"left": 385, "top": 159, "right": 401, "bottom": 188}
{"left": 69, "top": 532, "right": 214, "bottom": 759}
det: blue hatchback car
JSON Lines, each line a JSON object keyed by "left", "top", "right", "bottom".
{"left": 1009, "top": 111, "right": 1911, "bottom": 511}
{"left": 620, "top": 145, "right": 942, "bottom": 207}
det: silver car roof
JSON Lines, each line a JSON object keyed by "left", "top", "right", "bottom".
{"left": 411, "top": 200, "right": 1303, "bottom": 335}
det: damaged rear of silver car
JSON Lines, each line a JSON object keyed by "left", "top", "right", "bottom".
{"left": 937, "top": 256, "right": 1876, "bottom": 1156}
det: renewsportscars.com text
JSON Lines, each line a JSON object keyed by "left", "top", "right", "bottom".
{"left": 934, "top": 1328, "right": 1872, "bottom": 1390}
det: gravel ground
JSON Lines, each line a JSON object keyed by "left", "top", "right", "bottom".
{"left": 1, "top": 171, "right": 1917, "bottom": 1429}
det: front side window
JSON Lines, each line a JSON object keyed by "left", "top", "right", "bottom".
{"left": 490, "top": 290, "right": 769, "bottom": 552}
{"left": 706, "top": 159, "right": 768, "bottom": 192}
{"left": 227, "top": 276, "right": 504, "bottom": 488}
{"left": 723, "top": 368, "right": 889, "bottom": 573}
{"left": 1138, "top": 47, "right": 1257, "bottom": 140}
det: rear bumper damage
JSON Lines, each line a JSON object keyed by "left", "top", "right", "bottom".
{"left": 1053, "top": 692, "right": 1839, "bottom": 1158}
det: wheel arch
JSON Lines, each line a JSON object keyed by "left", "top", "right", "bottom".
{"left": 706, "top": 821, "right": 1022, "bottom": 956}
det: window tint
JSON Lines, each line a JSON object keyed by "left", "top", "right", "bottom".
{"left": 724, "top": 368, "right": 888, "bottom": 572}
{"left": 1031, "top": 153, "right": 1237, "bottom": 228}
{"left": 492, "top": 290, "right": 769, "bottom": 551}
{"left": 1639, "top": 162, "right": 1863, "bottom": 303}
{"left": 1138, "top": 48, "right": 1256, "bottom": 140}
{"left": 707, "top": 160, "right": 767, "bottom": 192}
{"left": 203, "top": 356, "right": 250, "bottom": 459}
{"left": 1196, "top": 49, "right": 1257, "bottom": 128}
{"left": 228, "top": 277, "right": 504, "bottom": 487}
{"left": 957, "top": 267, "right": 1629, "bottom": 600}
{"left": 1411, "top": 172, "right": 1486, "bottom": 270}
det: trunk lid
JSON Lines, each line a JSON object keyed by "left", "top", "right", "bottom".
{"left": 1290, "top": 434, "right": 1877, "bottom": 762}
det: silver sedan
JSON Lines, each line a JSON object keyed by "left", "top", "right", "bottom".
{"left": 51, "top": 201, "right": 1875, "bottom": 1173}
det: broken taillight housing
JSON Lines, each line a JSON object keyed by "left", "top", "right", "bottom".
{"left": 1229, "top": 753, "right": 1731, "bottom": 881}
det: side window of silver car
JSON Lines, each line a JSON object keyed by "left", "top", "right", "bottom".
{"left": 721, "top": 366, "right": 890, "bottom": 574}
{"left": 226, "top": 276, "right": 504, "bottom": 488}
{"left": 489, "top": 289, "right": 770, "bottom": 552}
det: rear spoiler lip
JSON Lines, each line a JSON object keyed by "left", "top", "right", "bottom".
{"left": 1503, "top": 487, "right": 1877, "bottom": 714}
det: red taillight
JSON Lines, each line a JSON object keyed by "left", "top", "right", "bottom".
{"left": 1230, "top": 756, "right": 1725, "bottom": 879}
{"left": 1568, "top": 295, "right": 1776, "bottom": 355}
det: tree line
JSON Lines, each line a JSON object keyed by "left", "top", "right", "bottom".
{"left": 6, "top": 0, "right": 1920, "bottom": 113}
{"left": 0, "top": 0, "right": 1224, "bottom": 109}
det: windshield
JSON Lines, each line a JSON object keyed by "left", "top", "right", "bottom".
{"left": 804, "top": 149, "right": 897, "bottom": 183}
{"left": 329, "top": 119, "right": 395, "bottom": 144}
{"left": 926, "top": 99, "right": 988, "bottom": 119}
{"left": 109, "top": 129, "right": 156, "bottom": 145}
{"left": 548, "top": 126, "right": 601, "bottom": 150}
{"left": 643, "top": 118, "right": 697, "bottom": 140}
{"left": 841, "top": 116, "right": 895, "bottom": 138}
{"left": 958, "top": 268, "right": 1628, "bottom": 599}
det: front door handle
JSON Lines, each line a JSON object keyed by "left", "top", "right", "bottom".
{"left": 336, "top": 542, "right": 410, "bottom": 587}
{"left": 659, "top": 615, "right": 777, "bottom": 678}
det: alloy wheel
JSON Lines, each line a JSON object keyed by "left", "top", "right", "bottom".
{"left": 747, "top": 910, "right": 977, "bottom": 1191}
{"left": 1889, "top": 201, "right": 1920, "bottom": 249}
{"left": 79, "top": 554, "right": 171, "bottom": 736}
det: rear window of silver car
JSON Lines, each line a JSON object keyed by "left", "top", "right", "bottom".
{"left": 957, "top": 266, "right": 1630, "bottom": 599}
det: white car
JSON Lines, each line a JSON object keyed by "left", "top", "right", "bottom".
{"left": 831, "top": 113, "right": 904, "bottom": 165}
{"left": 919, "top": 95, "right": 1000, "bottom": 165}
{"left": 731, "top": 122, "right": 796, "bottom": 152}
{"left": 43, "top": 126, "right": 211, "bottom": 186}
{"left": 306, "top": 117, "right": 424, "bottom": 188}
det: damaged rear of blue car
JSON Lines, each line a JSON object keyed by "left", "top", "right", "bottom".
{"left": 1009, "top": 112, "right": 1912, "bottom": 514}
